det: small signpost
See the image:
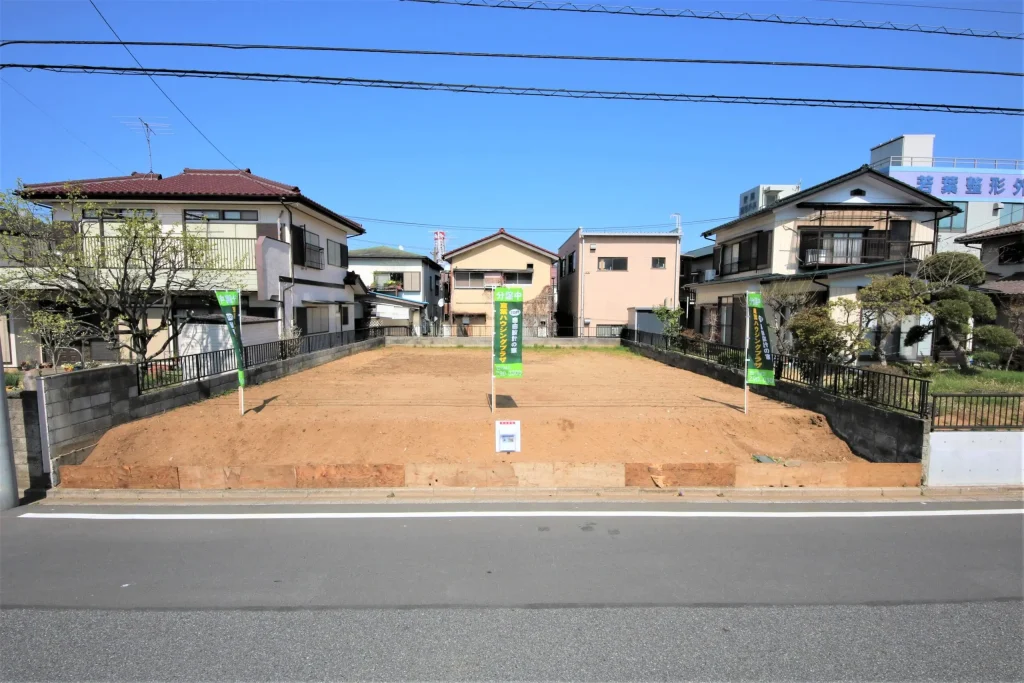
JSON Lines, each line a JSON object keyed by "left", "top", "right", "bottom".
{"left": 495, "top": 420, "right": 522, "bottom": 452}
{"left": 744, "top": 291, "right": 776, "bottom": 414}
{"left": 215, "top": 290, "right": 246, "bottom": 416}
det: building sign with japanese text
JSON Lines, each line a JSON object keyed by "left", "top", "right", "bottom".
{"left": 890, "top": 170, "right": 1024, "bottom": 202}
{"left": 493, "top": 286, "right": 524, "bottom": 378}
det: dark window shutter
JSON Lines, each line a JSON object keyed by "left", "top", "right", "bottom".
{"left": 756, "top": 232, "right": 771, "bottom": 268}
{"left": 294, "top": 307, "right": 308, "bottom": 335}
{"left": 738, "top": 239, "right": 752, "bottom": 272}
{"left": 290, "top": 225, "right": 305, "bottom": 266}
{"left": 339, "top": 242, "right": 348, "bottom": 268}
{"left": 732, "top": 299, "right": 745, "bottom": 348}
{"left": 713, "top": 246, "right": 722, "bottom": 274}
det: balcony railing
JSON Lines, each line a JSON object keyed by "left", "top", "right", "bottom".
{"left": 304, "top": 243, "right": 324, "bottom": 270}
{"left": 871, "top": 156, "right": 1024, "bottom": 170}
{"left": 2, "top": 236, "right": 257, "bottom": 270}
{"left": 799, "top": 236, "right": 933, "bottom": 267}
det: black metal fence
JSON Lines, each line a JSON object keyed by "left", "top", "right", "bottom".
{"left": 625, "top": 329, "right": 745, "bottom": 369}
{"left": 930, "top": 393, "right": 1024, "bottom": 431}
{"left": 137, "top": 325, "right": 410, "bottom": 393}
{"left": 774, "top": 353, "right": 930, "bottom": 417}
{"left": 622, "top": 328, "right": 931, "bottom": 416}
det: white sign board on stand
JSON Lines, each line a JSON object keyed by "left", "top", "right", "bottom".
{"left": 495, "top": 420, "right": 521, "bottom": 453}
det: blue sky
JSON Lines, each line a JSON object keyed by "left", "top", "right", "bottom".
{"left": 1, "top": 0, "right": 1021, "bottom": 255}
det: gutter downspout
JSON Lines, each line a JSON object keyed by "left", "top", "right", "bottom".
{"left": 280, "top": 200, "right": 295, "bottom": 338}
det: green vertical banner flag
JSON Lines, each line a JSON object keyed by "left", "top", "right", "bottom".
{"left": 215, "top": 290, "right": 246, "bottom": 388}
{"left": 493, "top": 287, "right": 524, "bottom": 379}
{"left": 746, "top": 292, "right": 775, "bottom": 386}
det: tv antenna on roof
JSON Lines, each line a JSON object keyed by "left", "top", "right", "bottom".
{"left": 116, "top": 116, "right": 172, "bottom": 172}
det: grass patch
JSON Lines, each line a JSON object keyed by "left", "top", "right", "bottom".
{"left": 527, "top": 344, "right": 632, "bottom": 355}
{"left": 930, "top": 368, "right": 1024, "bottom": 394}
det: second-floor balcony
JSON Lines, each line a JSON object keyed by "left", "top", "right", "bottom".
{"left": 1, "top": 236, "right": 257, "bottom": 270}
{"left": 798, "top": 232, "right": 933, "bottom": 268}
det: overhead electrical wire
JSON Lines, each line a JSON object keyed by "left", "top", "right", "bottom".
{"left": 348, "top": 215, "right": 734, "bottom": 231}
{"left": 2, "top": 64, "right": 1019, "bottom": 115}
{"left": 814, "top": 0, "right": 1023, "bottom": 16}
{"left": 86, "top": 0, "right": 241, "bottom": 170}
{"left": 1, "top": 39, "right": 1019, "bottom": 78}
{"left": 400, "top": 0, "right": 1024, "bottom": 40}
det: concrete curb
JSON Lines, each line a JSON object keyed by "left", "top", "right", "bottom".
{"left": 33, "top": 485, "right": 1024, "bottom": 505}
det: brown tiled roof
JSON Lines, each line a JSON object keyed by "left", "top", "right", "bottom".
{"left": 19, "top": 169, "right": 364, "bottom": 233}
{"left": 954, "top": 220, "right": 1024, "bottom": 244}
{"left": 980, "top": 272, "right": 1024, "bottom": 295}
{"left": 443, "top": 228, "right": 557, "bottom": 261}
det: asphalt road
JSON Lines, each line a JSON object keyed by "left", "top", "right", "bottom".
{"left": 2, "top": 502, "right": 1022, "bottom": 681}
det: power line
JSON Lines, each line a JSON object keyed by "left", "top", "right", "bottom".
{"left": 1, "top": 39, "right": 1019, "bottom": 78}
{"left": 86, "top": 0, "right": 241, "bottom": 169}
{"left": 402, "top": 0, "right": 1024, "bottom": 40}
{"left": 0, "top": 77, "right": 125, "bottom": 173}
{"left": 814, "top": 0, "right": 1023, "bottom": 16}
{"left": 3, "top": 63, "right": 1020, "bottom": 115}
{"left": 349, "top": 214, "right": 734, "bottom": 231}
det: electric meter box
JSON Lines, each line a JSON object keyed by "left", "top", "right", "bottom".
{"left": 495, "top": 420, "right": 521, "bottom": 453}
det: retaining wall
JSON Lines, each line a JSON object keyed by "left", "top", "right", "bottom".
{"left": 623, "top": 340, "right": 930, "bottom": 464}
{"left": 6, "top": 391, "right": 43, "bottom": 498}
{"left": 926, "top": 431, "right": 1024, "bottom": 486}
{"left": 35, "top": 337, "right": 384, "bottom": 487}
{"left": 59, "top": 460, "right": 921, "bottom": 489}
{"left": 385, "top": 336, "right": 622, "bottom": 348}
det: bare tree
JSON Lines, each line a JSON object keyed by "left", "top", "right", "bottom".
{"left": 0, "top": 186, "right": 243, "bottom": 362}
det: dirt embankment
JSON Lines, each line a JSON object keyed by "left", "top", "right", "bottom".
{"left": 85, "top": 347, "right": 859, "bottom": 467}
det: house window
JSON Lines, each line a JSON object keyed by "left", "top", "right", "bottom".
{"left": 718, "top": 296, "right": 734, "bottom": 346}
{"left": 597, "top": 257, "right": 628, "bottom": 271}
{"left": 652, "top": 257, "right": 666, "bottom": 269}
{"left": 434, "top": 274, "right": 440, "bottom": 297}
{"left": 569, "top": 251, "right": 577, "bottom": 273}
{"left": 455, "top": 271, "right": 486, "bottom": 289}
{"left": 504, "top": 271, "right": 533, "bottom": 285}
{"left": 184, "top": 209, "right": 258, "bottom": 221}
{"left": 83, "top": 208, "right": 155, "bottom": 219}
{"left": 303, "top": 230, "right": 324, "bottom": 269}
{"left": 999, "top": 241, "right": 1024, "bottom": 264}
{"left": 720, "top": 234, "right": 763, "bottom": 275}
{"left": 374, "top": 272, "right": 406, "bottom": 289}
{"left": 999, "top": 202, "right": 1024, "bottom": 225}
{"left": 340, "top": 305, "right": 350, "bottom": 327}
{"left": 937, "top": 202, "right": 968, "bottom": 232}
{"left": 559, "top": 258, "right": 565, "bottom": 278}
{"left": 800, "top": 230, "right": 865, "bottom": 266}
{"left": 326, "top": 239, "right": 348, "bottom": 268}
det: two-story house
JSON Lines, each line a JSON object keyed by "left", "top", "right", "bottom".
{"left": 442, "top": 229, "right": 558, "bottom": 336}
{"left": 557, "top": 228, "right": 680, "bottom": 337}
{"left": 6, "top": 168, "right": 363, "bottom": 365}
{"left": 688, "top": 165, "right": 958, "bottom": 358}
{"left": 679, "top": 244, "right": 715, "bottom": 330}
{"left": 347, "top": 246, "right": 444, "bottom": 334}
{"left": 955, "top": 221, "right": 1024, "bottom": 316}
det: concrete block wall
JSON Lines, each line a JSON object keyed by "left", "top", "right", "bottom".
{"left": 927, "top": 431, "right": 1024, "bottom": 486}
{"left": 623, "top": 339, "right": 930, "bottom": 464}
{"left": 33, "top": 336, "right": 385, "bottom": 488}
{"left": 6, "top": 391, "right": 42, "bottom": 498}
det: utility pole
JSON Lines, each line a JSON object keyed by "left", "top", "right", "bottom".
{"left": 0, "top": 390, "right": 19, "bottom": 510}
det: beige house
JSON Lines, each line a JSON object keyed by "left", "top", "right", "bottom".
{"left": 556, "top": 228, "right": 681, "bottom": 337}
{"left": 442, "top": 229, "right": 558, "bottom": 335}
{"left": 689, "top": 165, "right": 957, "bottom": 358}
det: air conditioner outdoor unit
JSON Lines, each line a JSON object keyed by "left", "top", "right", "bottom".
{"left": 703, "top": 269, "right": 716, "bottom": 281}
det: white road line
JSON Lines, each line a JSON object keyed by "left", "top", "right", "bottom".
{"left": 17, "top": 509, "right": 1024, "bottom": 521}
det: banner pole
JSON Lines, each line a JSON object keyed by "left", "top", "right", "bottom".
{"left": 238, "top": 288, "right": 244, "bottom": 417}
{"left": 490, "top": 286, "right": 495, "bottom": 413}
{"left": 744, "top": 291, "right": 749, "bottom": 416}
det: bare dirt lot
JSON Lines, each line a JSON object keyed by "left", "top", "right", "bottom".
{"left": 85, "top": 347, "right": 860, "bottom": 467}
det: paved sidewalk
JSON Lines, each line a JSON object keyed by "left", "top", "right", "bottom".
{"left": 33, "top": 485, "right": 1024, "bottom": 505}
